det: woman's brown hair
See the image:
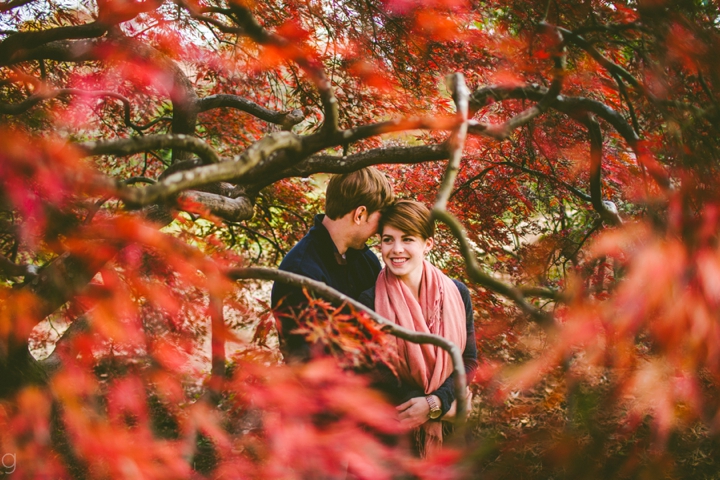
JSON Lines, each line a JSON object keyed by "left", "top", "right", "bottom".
{"left": 379, "top": 200, "right": 435, "bottom": 239}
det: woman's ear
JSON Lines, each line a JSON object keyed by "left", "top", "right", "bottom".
{"left": 424, "top": 237, "right": 434, "bottom": 255}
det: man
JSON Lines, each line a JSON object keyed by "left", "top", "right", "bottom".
{"left": 271, "top": 167, "right": 394, "bottom": 362}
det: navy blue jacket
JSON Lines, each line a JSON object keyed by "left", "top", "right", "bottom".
{"left": 271, "top": 214, "right": 383, "bottom": 361}
{"left": 359, "top": 279, "right": 478, "bottom": 417}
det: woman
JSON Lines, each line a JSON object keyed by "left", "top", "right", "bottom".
{"left": 359, "top": 200, "right": 478, "bottom": 457}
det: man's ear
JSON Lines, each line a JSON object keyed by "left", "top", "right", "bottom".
{"left": 353, "top": 206, "right": 367, "bottom": 224}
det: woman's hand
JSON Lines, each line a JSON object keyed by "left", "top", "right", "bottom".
{"left": 396, "top": 395, "right": 440, "bottom": 429}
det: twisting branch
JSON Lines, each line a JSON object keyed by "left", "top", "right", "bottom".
{"left": 0, "top": 88, "right": 171, "bottom": 131}
{"left": 227, "top": 267, "right": 469, "bottom": 424}
{"left": 559, "top": 27, "right": 641, "bottom": 90}
{"left": 468, "top": 23, "right": 566, "bottom": 141}
{"left": 0, "top": 22, "right": 108, "bottom": 65}
{"left": 435, "top": 73, "right": 470, "bottom": 211}
{"left": 432, "top": 210, "right": 558, "bottom": 320}
{"left": 0, "top": 0, "right": 162, "bottom": 65}
{"left": 198, "top": 94, "right": 305, "bottom": 129}
{"left": 231, "top": 115, "right": 458, "bottom": 189}
{"left": 582, "top": 114, "right": 623, "bottom": 226}
{"left": 220, "top": 4, "right": 339, "bottom": 135}
{"left": 469, "top": 84, "right": 672, "bottom": 189}
{"left": 78, "top": 134, "right": 221, "bottom": 165}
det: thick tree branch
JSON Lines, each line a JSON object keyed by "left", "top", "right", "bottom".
{"left": 78, "top": 134, "right": 221, "bottom": 165}
{"left": 114, "top": 132, "right": 302, "bottom": 208}
{"left": 178, "top": 191, "right": 253, "bottom": 223}
{"left": 227, "top": 267, "right": 469, "bottom": 423}
{"left": 0, "top": 0, "right": 161, "bottom": 65}
{"left": 198, "top": 94, "right": 304, "bottom": 129}
{"left": 245, "top": 144, "right": 449, "bottom": 193}
{"left": 0, "top": 23, "right": 109, "bottom": 65}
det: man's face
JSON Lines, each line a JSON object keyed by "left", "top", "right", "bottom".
{"left": 351, "top": 209, "right": 381, "bottom": 249}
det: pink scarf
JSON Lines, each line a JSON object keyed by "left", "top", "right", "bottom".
{"left": 374, "top": 260, "right": 467, "bottom": 456}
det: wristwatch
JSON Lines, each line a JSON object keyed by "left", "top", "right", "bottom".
{"left": 426, "top": 395, "right": 442, "bottom": 420}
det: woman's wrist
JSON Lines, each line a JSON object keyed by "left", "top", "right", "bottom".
{"left": 425, "top": 395, "right": 442, "bottom": 419}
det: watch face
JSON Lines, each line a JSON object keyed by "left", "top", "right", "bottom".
{"left": 429, "top": 409, "right": 442, "bottom": 420}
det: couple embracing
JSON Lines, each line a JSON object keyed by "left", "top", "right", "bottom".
{"left": 271, "top": 167, "right": 478, "bottom": 457}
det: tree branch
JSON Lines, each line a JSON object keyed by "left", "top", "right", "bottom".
{"left": 469, "top": 84, "right": 672, "bottom": 189}
{"left": 78, "top": 134, "right": 220, "bottom": 165}
{"left": 0, "top": 252, "right": 36, "bottom": 277}
{"left": 0, "top": 23, "right": 109, "bottom": 65}
{"left": 431, "top": 73, "right": 557, "bottom": 323}
{"left": 434, "top": 73, "right": 470, "bottom": 211}
{"left": 178, "top": 190, "right": 253, "bottom": 223}
{"left": 113, "top": 132, "right": 302, "bottom": 208}
{"left": 226, "top": 267, "right": 469, "bottom": 423}
{"left": 582, "top": 114, "right": 623, "bottom": 226}
{"left": 559, "top": 26, "right": 641, "bottom": 90}
{"left": 0, "top": 0, "right": 35, "bottom": 13}
{"left": 224, "top": 4, "right": 339, "bottom": 136}
{"left": 0, "top": 88, "right": 171, "bottom": 131}
{"left": 245, "top": 144, "right": 449, "bottom": 193}
{"left": 198, "top": 94, "right": 304, "bottom": 129}
{"left": 432, "top": 209, "right": 558, "bottom": 321}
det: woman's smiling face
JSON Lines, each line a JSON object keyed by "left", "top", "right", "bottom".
{"left": 380, "top": 225, "right": 433, "bottom": 281}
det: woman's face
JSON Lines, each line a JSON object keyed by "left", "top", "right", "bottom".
{"left": 380, "top": 225, "right": 433, "bottom": 281}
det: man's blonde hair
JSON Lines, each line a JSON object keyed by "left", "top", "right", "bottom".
{"left": 325, "top": 167, "right": 394, "bottom": 219}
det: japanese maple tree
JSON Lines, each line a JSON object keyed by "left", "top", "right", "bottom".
{"left": 1, "top": 0, "right": 719, "bottom": 478}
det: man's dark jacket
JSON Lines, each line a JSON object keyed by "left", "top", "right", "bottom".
{"left": 271, "top": 214, "right": 382, "bottom": 361}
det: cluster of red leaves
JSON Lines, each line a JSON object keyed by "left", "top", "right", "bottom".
{"left": 288, "top": 295, "right": 400, "bottom": 373}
